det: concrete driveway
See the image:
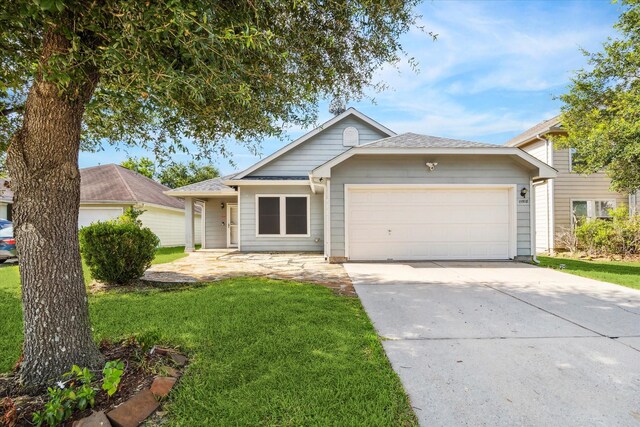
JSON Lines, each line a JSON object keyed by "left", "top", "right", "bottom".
{"left": 344, "top": 261, "right": 640, "bottom": 426}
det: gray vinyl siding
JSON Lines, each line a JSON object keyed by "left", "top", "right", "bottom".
{"left": 203, "top": 197, "right": 237, "bottom": 248}
{"left": 248, "top": 116, "right": 390, "bottom": 177}
{"left": 552, "top": 148, "right": 628, "bottom": 235}
{"left": 330, "top": 154, "right": 534, "bottom": 258}
{"left": 239, "top": 186, "right": 324, "bottom": 252}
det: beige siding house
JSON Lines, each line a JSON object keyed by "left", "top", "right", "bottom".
{"left": 79, "top": 164, "right": 201, "bottom": 247}
{"left": 168, "top": 108, "right": 556, "bottom": 262}
{"left": 506, "top": 116, "right": 638, "bottom": 253}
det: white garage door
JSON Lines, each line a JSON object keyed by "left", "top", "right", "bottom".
{"left": 346, "top": 186, "right": 514, "bottom": 261}
{"left": 78, "top": 207, "right": 123, "bottom": 229}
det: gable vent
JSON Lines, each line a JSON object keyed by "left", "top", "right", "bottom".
{"left": 343, "top": 127, "right": 359, "bottom": 147}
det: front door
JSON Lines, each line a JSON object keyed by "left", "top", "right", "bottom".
{"left": 227, "top": 204, "right": 238, "bottom": 248}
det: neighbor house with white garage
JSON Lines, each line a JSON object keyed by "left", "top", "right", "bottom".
{"left": 167, "top": 108, "right": 556, "bottom": 262}
{"left": 79, "top": 164, "right": 201, "bottom": 247}
{"left": 506, "top": 115, "right": 639, "bottom": 253}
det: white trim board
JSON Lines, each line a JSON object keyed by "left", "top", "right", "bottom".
{"left": 234, "top": 108, "right": 396, "bottom": 179}
{"left": 343, "top": 184, "right": 518, "bottom": 261}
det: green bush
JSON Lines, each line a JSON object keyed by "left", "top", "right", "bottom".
{"left": 79, "top": 211, "right": 159, "bottom": 285}
{"left": 574, "top": 205, "right": 640, "bottom": 257}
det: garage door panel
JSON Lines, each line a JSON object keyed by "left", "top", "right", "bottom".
{"left": 347, "top": 187, "right": 513, "bottom": 261}
{"left": 78, "top": 208, "right": 123, "bottom": 228}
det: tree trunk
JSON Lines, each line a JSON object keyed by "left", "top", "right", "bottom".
{"left": 6, "top": 28, "right": 103, "bottom": 386}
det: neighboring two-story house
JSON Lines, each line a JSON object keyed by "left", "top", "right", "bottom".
{"left": 506, "top": 115, "right": 639, "bottom": 253}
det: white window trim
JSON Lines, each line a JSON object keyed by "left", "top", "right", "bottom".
{"left": 569, "top": 148, "right": 577, "bottom": 172}
{"left": 571, "top": 199, "right": 616, "bottom": 225}
{"left": 255, "top": 194, "right": 311, "bottom": 238}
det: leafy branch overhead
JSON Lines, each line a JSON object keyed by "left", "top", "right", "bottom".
{"left": 1, "top": 0, "right": 424, "bottom": 160}
{"left": 556, "top": 0, "right": 640, "bottom": 193}
{"left": 120, "top": 157, "right": 220, "bottom": 188}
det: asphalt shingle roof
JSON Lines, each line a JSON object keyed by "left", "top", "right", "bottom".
{"left": 80, "top": 164, "right": 184, "bottom": 209}
{"left": 166, "top": 173, "right": 238, "bottom": 193}
{"left": 360, "top": 132, "right": 499, "bottom": 149}
{"left": 505, "top": 115, "right": 562, "bottom": 147}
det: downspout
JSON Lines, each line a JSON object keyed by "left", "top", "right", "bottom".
{"left": 310, "top": 173, "right": 330, "bottom": 260}
{"left": 530, "top": 178, "right": 539, "bottom": 264}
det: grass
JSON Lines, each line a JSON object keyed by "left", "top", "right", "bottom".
{"left": 538, "top": 256, "right": 640, "bottom": 291}
{"left": 0, "top": 253, "right": 416, "bottom": 425}
{"left": 153, "top": 245, "right": 200, "bottom": 265}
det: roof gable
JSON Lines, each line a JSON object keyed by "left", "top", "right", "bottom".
{"left": 235, "top": 108, "right": 395, "bottom": 179}
{"left": 505, "top": 115, "right": 564, "bottom": 147}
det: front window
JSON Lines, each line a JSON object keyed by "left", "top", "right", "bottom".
{"left": 257, "top": 195, "right": 309, "bottom": 236}
{"left": 572, "top": 200, "right": 615, "bottom": 225}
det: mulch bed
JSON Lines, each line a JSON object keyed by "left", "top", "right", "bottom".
{"left": 0, "top": 339, "right": 186, "bottom": 426}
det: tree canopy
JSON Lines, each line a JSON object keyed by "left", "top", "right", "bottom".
{"left": 158, "top": 161, "right": 220, "bottom": 189}
{"left": 0, "top": 0, "right": 425, "bottom": 385}
{"left": 120, "top": 157, "right": 156, "bottom": 179}
{"left": 1, "top": 0, "right": 424, "bottom": 162}
{"left": 120, "top": 157, "right": 219, "bottom": 188}
{"left": 555, "top": 0, "right": 640, "bottom": 193}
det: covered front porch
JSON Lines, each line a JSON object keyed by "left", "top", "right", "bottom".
{"left": 183, "top": 195, "right": 238, "bottom": 252}
{"left": 164, "top": 176, "right": 239, "bottom": 252}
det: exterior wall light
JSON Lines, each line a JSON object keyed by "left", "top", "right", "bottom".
{"left": 520, "top": 187, "right": 528, "bottom": 198}
{"left": 425, "top": 162, "right": 438, "bottom": 171}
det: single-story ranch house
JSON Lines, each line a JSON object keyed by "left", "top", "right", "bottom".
{"left": 166, "top": 108, "right": 556, "bottom": 262}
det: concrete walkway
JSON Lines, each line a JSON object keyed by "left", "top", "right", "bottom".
{"left": 143, "top": 250, "right": 353, "bottom": 295}
{"left": 345, "top": 261, "right": 640, "bottom": 426}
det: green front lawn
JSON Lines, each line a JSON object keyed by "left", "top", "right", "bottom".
{"left": 0, "top": 253, "right": 415, "bottom": 425}
{"left": 538, "top": 256, "right": 640, "bottom": 291}
{"left": 153, "top": 245, "right": 200, "bottom": 265}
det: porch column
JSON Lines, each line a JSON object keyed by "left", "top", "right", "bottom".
{"left": 185, "top": 197, "right": 195, "bottom": 252}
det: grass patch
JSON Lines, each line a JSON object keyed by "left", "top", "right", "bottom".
{"left": 153, "top": 245, "right": 200, "bottom": 265}
{"left": 538, "top": 256, "right": 640, "bottom": 291}
{"left": 0, "top": 262, "right": 415, "bottom": 425}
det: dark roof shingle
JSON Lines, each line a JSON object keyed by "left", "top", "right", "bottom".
{"left": 80, "top": 164, "right": 184, "bottom": 209}
{"left": 360, "top": 132, "right": 498, "bottom": 149}
{"left": 167, "top": 174, "right": 237, "bottom": 193}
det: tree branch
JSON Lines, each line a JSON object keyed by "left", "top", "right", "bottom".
{"left": 1, "top": 105, "right": 24, "bottom": 117}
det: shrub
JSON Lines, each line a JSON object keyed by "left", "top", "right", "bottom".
{"left": 80, "top": 212, "right": 159, "bottom": 285}
{"left": 555, "top": 226, "right": 579, "bottom": 254}
{"left": 573, "top": 205, "right": 640, "bottom": 257}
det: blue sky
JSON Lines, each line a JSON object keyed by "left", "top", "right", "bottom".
{"left": 79, "top": 0, "right": 622, "bottom": 175}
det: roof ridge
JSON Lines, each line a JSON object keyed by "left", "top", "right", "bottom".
{"left": 113, "top": 164, "right": 172, "bottom": 191}
{"left": 111, "top": 164, "right": 139, "bottom": 203}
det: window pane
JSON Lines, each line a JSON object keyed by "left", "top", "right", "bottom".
{"left": 258, "top": 197, "right": 280, "bottom": 235}
{"left": 572, "top": 201, "right": 588, "bottom": 219}
{"left": 285, "top": 197, "right": 307, "bottom": 235}
{"left": 595, "top": 200, "right": 614, "bottom": 218}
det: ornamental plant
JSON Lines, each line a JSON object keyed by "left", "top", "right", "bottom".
{"left": 79, "top": 215, "right": 159, "bottom": 285}
{"left": 32, "top": 360, "right": 124, "bottom": 427}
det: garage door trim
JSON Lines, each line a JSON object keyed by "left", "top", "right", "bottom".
{"left": 344, "top": 184, "right": 518, "bottom": 260}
